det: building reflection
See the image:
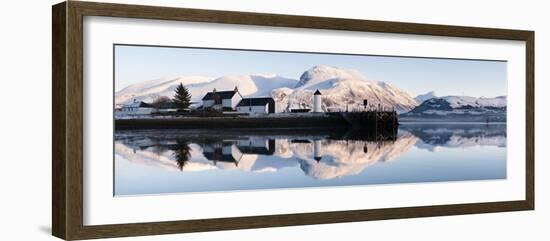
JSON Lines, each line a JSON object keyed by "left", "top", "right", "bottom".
{"left": 114, "top": 124, "right": 506, "bottom": 179}
{"left": 202, "top": 141, "right": 242, "bottom": 166}
{"left": 115, "top": 128, "right": 406, "bottom": 178}
{"left": 201, "top": 138, "right": 276, "bottom": 166}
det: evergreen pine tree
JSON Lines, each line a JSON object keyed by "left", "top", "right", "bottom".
{"left": 173, "top": 83, "right": 191, "bottom": 109}
{"left": 173, "top": 139, "right": 191, "bottom": 170}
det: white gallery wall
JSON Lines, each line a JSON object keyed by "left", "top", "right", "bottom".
{"left": 0, "top": 0, "right": 547, "bottom": 240}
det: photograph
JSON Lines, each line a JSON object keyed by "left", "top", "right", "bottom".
{"left": 42, "top": 1, "right": 538, "bottom": 240}
{"left": 113, "top": 44, "right": 507, "bottom": 196}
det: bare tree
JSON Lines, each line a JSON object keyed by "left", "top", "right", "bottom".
{"left": 151, "top": 96, "right": 171, "bottom": 109}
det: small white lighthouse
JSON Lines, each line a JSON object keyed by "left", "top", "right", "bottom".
{"left": 313, "top": 89, "right": 322, "bottom": 112}
{"left": 313, "top": 139, "right": 322, "bottom": 162}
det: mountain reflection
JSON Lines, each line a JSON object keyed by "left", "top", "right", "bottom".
{"left": 399, "top": 123, "right": 506, "bottom": 151}
{"left": 114, "top": 124, "right": 506, "bottom": 180}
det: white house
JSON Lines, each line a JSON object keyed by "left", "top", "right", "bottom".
{"left": 202, "top": 142, "right": 243, "bottom": 166}
{"left": 236, "top": 97, "right": 276, "bottom": 114}
{"left": 236, "top": 137, "right": 275, "bottom": 155}
{"left": 201, "top": 87, "right": 243, "bottom": 111}
{"left": 119, "top": 100, "right": 155, "bottom": 115}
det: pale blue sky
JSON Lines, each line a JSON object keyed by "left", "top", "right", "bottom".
{"left": 114, "top": 44, "right": 507, "bottom": 97}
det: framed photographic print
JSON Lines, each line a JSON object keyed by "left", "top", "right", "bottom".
{"left": 52, "top": 1, "right": 534, "bottom": 240}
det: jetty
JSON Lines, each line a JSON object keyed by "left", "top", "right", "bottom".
{"left": 339, "top": 111, "right": 398, "bottom": 138}
{"left": 115, "top": 110, "right": 398, "bottom": 132}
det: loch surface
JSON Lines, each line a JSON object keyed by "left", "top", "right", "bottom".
{"left": 114, "top": 123, "right": 506, "bottom": 196}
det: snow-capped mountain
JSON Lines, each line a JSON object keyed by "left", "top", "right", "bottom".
{"left": 440, "top": 95, "right": 506, "bottom": 108}
{"left": 415, "top": 91, "right": 437, "bottom": 104}
{"left": 295, "top": 65, "right": 368, "bottom": 88}
{"left": 273, "top": 65, "right": 417, "bottom": 113}
{"left": 115, "top": 76, "right": 213, "bottom": 106}
{"left": 115, "top": 74, "right": 297, "bottom": 106}
{"left": 400, "top": 96, "right": 507, "bottom": 122}
{"left": 115, "top": 65, "right": 418, "bottom": 113}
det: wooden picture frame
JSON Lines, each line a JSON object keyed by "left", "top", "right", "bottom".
{"left": 52, "top": 1, "right": 534, "bottom": 240}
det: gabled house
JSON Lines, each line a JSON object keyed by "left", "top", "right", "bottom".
{"left": 236, "top": 97, "right": 275, "bottom": 114}
{"left": 120, "top": 100, "right": 154, "bottom": 115}
{"left": 201, "top": 87, "right": 243, "bottom": 111}
{"left": 236, "top": 138, "right": 276, "bottom": 155}
{"left": 202, "top": 141, "right": 243, "bottom": 166}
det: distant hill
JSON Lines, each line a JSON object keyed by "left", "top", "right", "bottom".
{"left": 400, "top": 96, "right": 507, "bottom": 122}
{"left": 414, "top": 91, "right": 437, "bottom": 104}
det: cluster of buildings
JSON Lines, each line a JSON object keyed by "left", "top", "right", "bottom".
{"left": 201, "top": 87, "right": 276, "bottom": 114}
{"left": 117, "top": 86, "right": 323, "bottom": 116}
{"left": 201, "top": 137, "right": 325, "bottom": 167}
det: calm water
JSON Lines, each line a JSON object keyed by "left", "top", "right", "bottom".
{"left": 114, "top": 123, "right": 506, "bottom": 196}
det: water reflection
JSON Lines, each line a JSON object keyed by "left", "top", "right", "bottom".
{"left": 400, "top": 123, "right": 506, "bottom": 151}
{"left": 115, "top": 129, "right": 411, "bottom": 179}
{"left": 115, "top": 124, "right": 506, "bottom": 195}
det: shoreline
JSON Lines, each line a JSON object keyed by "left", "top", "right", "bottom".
{"left": 114, "top": 111, "right": 399, "bottom": 130}
{"left": 115, "top": 115, "right": 349, "bottom": 130}
{"left": 399, "top": 121, "right": 506, "bottom": 125}
{"left": 114, "top": 113, "right": 503, "bottom": 131}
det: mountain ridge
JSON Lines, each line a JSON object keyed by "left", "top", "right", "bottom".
{"left": 115, "top": 65, "right": 418, "bottom": 113}
{"left": 400, "top": 95, "right": 507, "bottom": 122}
{"left": 415, "top": 91, "right": 437, "bottom": 104}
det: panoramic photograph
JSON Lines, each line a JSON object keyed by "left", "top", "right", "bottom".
{"left": 113, "top": 44, "right": 507, "bottom": 196}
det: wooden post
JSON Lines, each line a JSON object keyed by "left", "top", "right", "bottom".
{"left": 392, "top": 110, "right": 396, "bottom": 139}
{"left": 375, "top": 109, "right": 378, "bottom": 139}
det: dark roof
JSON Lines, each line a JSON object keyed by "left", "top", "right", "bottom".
{"left": 314, "top": 90, "right": 322, "bottom": 95}
{"left": 202, "top": 151, "right": 237, "bottom": 163}
{"left": 237, "top": 146, "right": 275, "bottom": 155}
{"left": 139, "top": 102, "right": 153, "bottom": 108}
{"left": 236, "top": 97, "right": 275, "bottom": 107}
{"left": 125, "top": 101, "right": 153, "bottom": 108}
{"left": 158, "top": 102, "right": 179, "bottom": 109}
{"left": 237, "top": 139, "right": 276, "bottom": 155}
{"left": 202, "top": 91, "right": 237, "bottom": 100}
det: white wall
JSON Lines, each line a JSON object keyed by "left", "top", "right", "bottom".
{"left": 314, "top": 94, "right": 322, "bottom": 112}
{"left": 205, "top": 94, "right": 241, "bottom": 109}
{"left": 237, "top": 104, "right": 268, "bottom": 114}
{"left": 202, "top": 99, "right": 214, "bottom": 108}
{"left": 230, "top": 93, "right": 242, "bottom": 109}
{"left": 124, "top": 107, "right": 154, "bottom": 115}
{"left": 0, "top": 0, "right": 548, "bottom": 241}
